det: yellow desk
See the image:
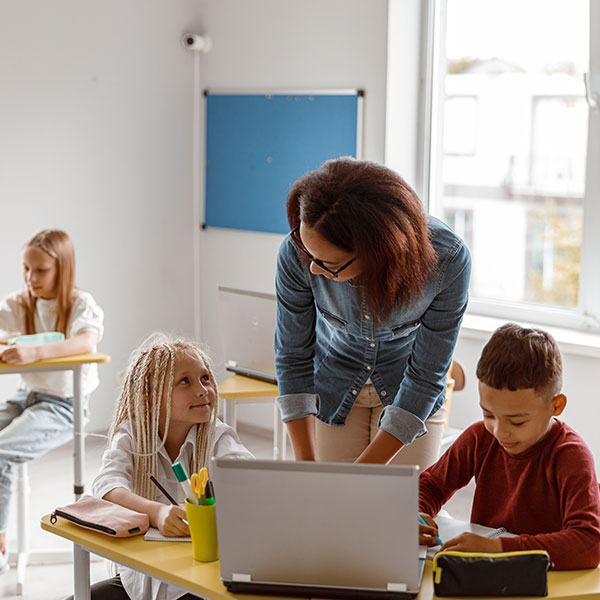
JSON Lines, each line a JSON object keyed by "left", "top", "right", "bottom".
{"left": 1, "top": 353, "right": 110, "bottom": 593}
{"left": 218, "top": 374, "right": 284, "bottom": 459}
{"left": 41, "top": 514, "right": 600, "bottom": 600}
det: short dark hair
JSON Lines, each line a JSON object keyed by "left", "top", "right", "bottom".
{"left": 286, "top": 157, "right": 436, "bottom": 318}
{"left": 476, "top": 323, "right": 562, "bottom": 397}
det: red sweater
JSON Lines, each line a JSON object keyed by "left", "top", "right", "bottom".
{"left": 419, "top": 420, "right": 600, "bottom": 570}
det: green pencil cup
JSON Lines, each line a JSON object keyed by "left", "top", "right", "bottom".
{"left": 185, "top": 498, "right": 219, "bottom": 562}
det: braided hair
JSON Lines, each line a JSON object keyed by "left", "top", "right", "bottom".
{"left": 109, "top": 332, "right": 217, "bottom": 499}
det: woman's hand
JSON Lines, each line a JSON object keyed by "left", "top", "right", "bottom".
{"left": 441, "top": 532, "right": 503, "bottom": 553}
{"left": 418, "top": 513, "right": 441, "bottom": 547}
{"left": 0, "top": 345, "right": 40, "bottom": 364}
{"left": 155, "top": 503, "right": 189, "bottom": 537}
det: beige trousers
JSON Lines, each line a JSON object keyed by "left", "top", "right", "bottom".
{"left": 314, "top": 384, "right": 447, "bottom": 470}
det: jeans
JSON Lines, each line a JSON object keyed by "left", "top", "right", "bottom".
{"left": 0, "top": 389, "right": 88, "bottom": 533}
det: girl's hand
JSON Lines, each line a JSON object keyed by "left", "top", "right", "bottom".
{"left": 441, "top": 532, "right": 503, "bottom": 553}
{"left": 418, "top": 513, "right": 441, "bottom": 547}
{"left": 155, "top": 503, "right": 189, "bottom": 537}
{"left": 0, "top": 345, "right": 40, "bottom": 365}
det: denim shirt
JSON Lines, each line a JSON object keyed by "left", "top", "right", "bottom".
{"left": 274, "top": 216, "right": 471, "bottom": 446}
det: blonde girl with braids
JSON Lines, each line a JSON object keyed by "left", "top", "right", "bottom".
{"left": 0, "top": 229, "right": 103, "bottom": 575}
{"left": 88, "top": 333, "right": 253, "bottom": 600}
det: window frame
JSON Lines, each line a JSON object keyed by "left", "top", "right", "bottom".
{"left": 419, "top": 0, "right": 600, "bottom": 332}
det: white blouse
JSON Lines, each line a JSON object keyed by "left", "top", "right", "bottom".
{"left": 92, "top": 419, "right": 254, "bottom": 600}
{"left": 0, "top": 289, "right": 104, "bottom": 397}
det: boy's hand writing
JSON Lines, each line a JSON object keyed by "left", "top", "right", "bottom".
{"left": 0, "top": 345, "right": 40, "bottom": 364}
{"left": 418, "top": 513, "right": 440, "bottom": 547}
{"left": 441, "top": 532, "right": 503, "bottom": 553}
{"left": 156, "top": 503, "right": 189, "bottom": 537}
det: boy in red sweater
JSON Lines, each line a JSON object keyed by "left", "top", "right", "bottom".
{"left": 419, "top": 323, "right": 600, "bottom": 570}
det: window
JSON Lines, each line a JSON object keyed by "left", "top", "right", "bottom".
{"left": 422, "top": 0, "right": 600, "bottom": 330}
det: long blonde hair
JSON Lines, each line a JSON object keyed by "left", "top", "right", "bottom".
{"left": 19, "top": 229, "right": 76, "bottom": 335}
{"left": 109, "top": 333, "right": 218, "bottom": 499}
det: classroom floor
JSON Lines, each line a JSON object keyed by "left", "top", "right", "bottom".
{"left": 0, "top": 427, "right": 474, "bottom": 600}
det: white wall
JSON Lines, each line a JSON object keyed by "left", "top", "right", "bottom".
{"left": 0, "top": 0, "right": 203, "bottom": 431}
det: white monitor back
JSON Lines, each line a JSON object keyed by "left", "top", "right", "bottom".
{"left": 217, "top": 285, "right": 277, "bottom": 377}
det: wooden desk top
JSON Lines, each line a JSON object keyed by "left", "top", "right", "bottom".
{"left": 218, "top": 374, "right": 279, "bottom": 399}
{"left": 0, "top": 352, "right": 110, "bottom": 371}
{"left": 41, "top": 515, "right": 600, "bottom": 600}
{"left": 41, "top": 515, "right": 285, "bottom": 600}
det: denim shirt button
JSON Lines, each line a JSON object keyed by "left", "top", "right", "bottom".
{"left": 369, "top": 342, "right": 375, "bottom": 348}
{"left": 366, "top": 366, "right": 371, "bottom": 370}
{"left": 381, "top": 391, "right": 387, "bottom": 397}
{"left": 352, "top": 389, "right": 358, "bottom": 395}
{"left": 364, "top": 314, "right": 370, "bottom": 320}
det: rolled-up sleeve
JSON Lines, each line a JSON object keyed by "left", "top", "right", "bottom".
{"left": 381, "top": 241, "right": 471, "bottom": 445}
{"left": 69, "top": 292, "right": 104, "bottom": 343}
{"left": 274, "top": 236, "right": 320, "bottom": 422}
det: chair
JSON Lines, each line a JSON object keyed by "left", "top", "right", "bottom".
{"left": 441, "top": 361, "right": 466, "bottom": 452}
{"left": 13, "top": 462, "right": 73, "bottom": 595}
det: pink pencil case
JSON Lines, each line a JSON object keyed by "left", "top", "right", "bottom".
{"left": 50, "top": 494, "right": 150, "bottom": 538}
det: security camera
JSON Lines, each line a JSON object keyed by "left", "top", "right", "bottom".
{"left": 182, "top": 33, "right": 213, "bottom": 53}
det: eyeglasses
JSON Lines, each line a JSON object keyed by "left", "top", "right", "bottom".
{"left": 290, "top": 226, "right": 356, "bottom": 278}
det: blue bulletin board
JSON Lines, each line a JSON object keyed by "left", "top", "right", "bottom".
{"left": 204, "top": 90, "right": 363, "bottom": 234}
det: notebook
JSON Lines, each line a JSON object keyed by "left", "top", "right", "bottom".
{"left": 211, "top": 457, "right": 425, "bottom": 599}
{"left": 217, "top": 286, "right": 277, "bottom": 384}
{"left": 426, "top": 515, "right": 517, "bottom": 559}
{"left": 143, "top": 527, "right": 191, "bottom": 542}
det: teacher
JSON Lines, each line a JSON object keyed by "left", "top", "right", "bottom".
{"left": 274, "top": 158, "right": 471, "bottom": 467}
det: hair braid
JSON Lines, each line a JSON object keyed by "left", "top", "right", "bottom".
{"left": 108, "top": 333, "right": 219, "bottom": 499}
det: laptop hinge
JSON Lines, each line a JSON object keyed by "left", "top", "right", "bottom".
{"left": 232, "top": 573, "right": 252, "bottom": 582}
{"left": 387, "top": 583, "right": 408, "bottom": 592}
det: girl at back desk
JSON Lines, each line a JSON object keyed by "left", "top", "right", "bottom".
{"left": 0, "top": 229, "right": 104, "bottom": 575}
{"left": 86, "top": 333, "right": 253, "bottom": 600}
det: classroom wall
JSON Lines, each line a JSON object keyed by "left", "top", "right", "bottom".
{"left": 0, "top": 0, "right": 202, "bottom": 431}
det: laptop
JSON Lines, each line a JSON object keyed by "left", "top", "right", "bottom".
{"left": 216, "top": 285, "right": 277, "bottom": 384}
{"left": 211, "top": 458, "right": 425, "bottom": 599}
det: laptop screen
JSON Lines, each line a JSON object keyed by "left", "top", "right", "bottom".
{"left": 211, "top": 458, "right": 421, "bottom": 594}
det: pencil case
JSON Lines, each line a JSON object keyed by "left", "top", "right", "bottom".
{"left": 50, "top": 494, "right": 149, "bottom": 538}
{"left": 432, "top": 550, "right": 552, "bottom": 596}
{"left": 7, "top": 332, "right": 65, "bottom": 346}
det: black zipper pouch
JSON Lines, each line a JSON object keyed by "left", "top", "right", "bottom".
{"left": 432, "top": 550, "right": 552, "bottom": 597}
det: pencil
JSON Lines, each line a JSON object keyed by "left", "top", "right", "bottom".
{"left": 149, "top": 473, "right": 178, "bottom": 505}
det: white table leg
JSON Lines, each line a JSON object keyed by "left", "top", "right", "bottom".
{"left": 273, "top": 405, "right": 287, "bottom": 461}
{"left": 222, "top": 398, "right": 237, "bottom": 429}
{"left": 73, "top": 544, "right": 90, "bottom": 600}
{"left": 72, "top": 366, "right": 90, "bottom": 599}
{"left": 73, "top": 365, "right": 84, "bottom": 499}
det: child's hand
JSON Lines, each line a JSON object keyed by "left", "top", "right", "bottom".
{"left": 441, "top": 532, "right": 503, "bottom": 553}
{"left": 0, "top": 345, "right": 40, "bottom": 364}
{"left": 418, "top": 513, "right": 441, "bottom": 547}
{"left": 156, "top": 503, "right": 189, "bottom": 537}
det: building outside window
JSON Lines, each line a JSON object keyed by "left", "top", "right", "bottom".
{"left": 422, "top": 0, "right": 600, "bottom": 330}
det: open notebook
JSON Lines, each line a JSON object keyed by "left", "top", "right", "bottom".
{"left": 144, "top": 527, "right": 191, "bottom": 542}
{"left": 426, "top": 516, "right": 517, "bottom": 559}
